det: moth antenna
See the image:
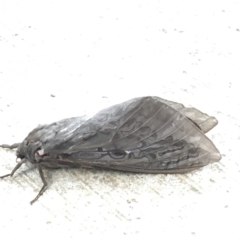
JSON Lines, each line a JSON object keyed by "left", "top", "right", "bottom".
{"left": 0, "top": 143, "right": 21, "bottom": 149}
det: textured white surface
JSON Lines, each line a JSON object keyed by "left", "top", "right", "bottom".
{"left": 0, "top": 0, "right": 240, "bottom": 239}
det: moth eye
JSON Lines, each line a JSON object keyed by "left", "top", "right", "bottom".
{"left": 109, "top": 150, "right": 126, "bottom": 159}
{"left": 97, "top": 147, "right": 103, "bottom": 152}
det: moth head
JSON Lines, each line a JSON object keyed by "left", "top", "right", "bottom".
{"left": 16, "top": 140, "right": 42, "bottom": 164}
{"left": 16, "top": 140, "right": 27, "bottom": 159}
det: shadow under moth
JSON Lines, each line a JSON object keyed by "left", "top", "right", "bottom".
{"left": 0, "top": 96, "right": 221, "bottom": 204}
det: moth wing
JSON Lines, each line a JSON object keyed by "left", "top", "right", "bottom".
{"left": 158, "top": 98, "right": 218, "bottom": 133}
{"left": 44, "top": 97, "right": 148, "bottom": 153}
{"left": 61, "top": 97, "right": 221, "bottom": 173}
{"left": 21, "top": 98, "right": 146, "bottom": 157}
{"left": 22, "top": 96, "right": 221, "bottom": 173}
{"left": 19, "top": 116, "right": 88, "bottom": 159}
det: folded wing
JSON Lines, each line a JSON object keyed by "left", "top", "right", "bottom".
{"left": 22, "top": 96, "right": 221, "bottom": 173}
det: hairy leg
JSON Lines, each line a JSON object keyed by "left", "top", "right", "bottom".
{"left": 0, "top": 158, "right": 26, "bottom": 178}
{"left": 30, "top": 164, "right": 48, "bottom": 204}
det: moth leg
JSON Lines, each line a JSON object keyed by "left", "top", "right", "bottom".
{"left": 0, "top": 159, "right": 26, "bottom": 178}
{"left": 30, "top": 164, "right": 48, "bottom": 205}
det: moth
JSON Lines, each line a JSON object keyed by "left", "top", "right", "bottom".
{"left": 0, "top": 96, "right": 221, "bottom": 204}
